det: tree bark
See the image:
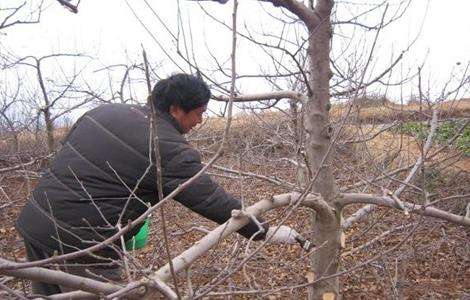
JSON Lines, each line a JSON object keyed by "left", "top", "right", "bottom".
{"left": 36, "top": 60, "right": 55, "bottom": 153}
{"left": 305, "top": 0, "right": 342, "bottom": 299}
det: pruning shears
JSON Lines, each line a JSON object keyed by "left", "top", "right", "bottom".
{"left": 296, "top": 236, "right": 315, "bottom": 251}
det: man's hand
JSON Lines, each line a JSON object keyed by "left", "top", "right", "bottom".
{"left": 266, "top": 225, "right": 302, "bottom": 244}
{"left": 266, "top": 226, "right": 314, "bottom": 250}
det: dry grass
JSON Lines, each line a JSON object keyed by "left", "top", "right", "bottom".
{"left": 200, "top": 98, "right": 469, "bottom": 130}
{"left": 344, "top": 124, "right": 469, "bottom": 173}
{"left": 330, "top": 98, "right": 470, "bottom": 123}
{"left": 196, "top": 99, "right": 469, "bottom": 172}
{"left": 200, "top": 110, "right": 288, "bottom": 131}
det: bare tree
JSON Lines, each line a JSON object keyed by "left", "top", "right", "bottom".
{"left": 7, "top": 54, "right": 92, "bottom": 153}
{"left": 145, "top": 0, "right": 468, "bottom": 299}
{"left": 0, "top": 0, "right": 469, "bottom": 299}
{"left": 0, "top": 78, "right": 23, "bottom": 153}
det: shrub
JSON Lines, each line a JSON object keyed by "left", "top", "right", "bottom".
{"left": 394, "top": 119, "right": 469, "bottom": 156}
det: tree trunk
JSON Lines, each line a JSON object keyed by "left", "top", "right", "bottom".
{"left": 12, "top": 132, "right": 19, "bottom": 153}
{"left": 305, "top": 0, "right": 342, "bottom": 299}
{"left": 36, "top": 60, "right": 55, "bottom": 153}
{"left": 43, "top": 108, "right": 55, "bottom": 153}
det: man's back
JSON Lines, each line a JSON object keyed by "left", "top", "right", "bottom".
{"left": 17, "top": 102, "right": 264, "bottom": 263}
{"left": 17, "top": 103, "right": 168, "bottom": 260}
{"left": 14, "top": 73, "right": 281, "bottom": 297}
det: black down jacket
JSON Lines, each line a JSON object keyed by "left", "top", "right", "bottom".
{"left": 17, "top": 103, "right": 266, "bottom": 263}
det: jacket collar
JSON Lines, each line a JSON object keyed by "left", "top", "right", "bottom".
{"left": 157, "top": 109, "right": 185, "bottom": 134}
{"left": 142, "top": 104, "right": 184, "bottom": 134}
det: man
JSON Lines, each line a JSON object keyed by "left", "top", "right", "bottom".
{"left": 16, "top": 73, "right": 301, "bottom": 296}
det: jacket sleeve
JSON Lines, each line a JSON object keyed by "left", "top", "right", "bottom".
{"left": 162, "top": 147, "right": 267, "bottom": 241}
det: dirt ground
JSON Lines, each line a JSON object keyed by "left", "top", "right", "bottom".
{"left": 1, "top": 151, "right": 468, "bottom": 299}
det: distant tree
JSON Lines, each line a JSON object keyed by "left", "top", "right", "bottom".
{"left": 0, "top": 0, "right": 44, "bottom": 31}
{"left": 9, "top": 54, "right": 92, "bottom": 153}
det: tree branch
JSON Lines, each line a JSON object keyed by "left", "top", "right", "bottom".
{"left": 153, "top": 192, "right": 332, "bottom": 282}
{"left": 343, "top": 109, "right": 439, "bottom": 229}
{"left": 55, "top": 0, "right": 79, "bottom": 13}
{"left": 0, "top": 154, "right": 53, "bottom": 174}
{"left": 0, "top": 258, "right": 120, "bottom": 296}
{"left": 338, "top": 193, "right": 470, "bottom": 227}
{"left": 213, "top": 90, "right": 303, "bottom": 102}
{"left": 261, "top": 0, "right": 318, "bottom": 29}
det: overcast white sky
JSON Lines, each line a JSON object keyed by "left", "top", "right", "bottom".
{"left": 1, "top": 0, "right": 469, "bottom": 116}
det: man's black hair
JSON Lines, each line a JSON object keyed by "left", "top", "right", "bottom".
{"left": 151, "top": 73, "right": 211, "bottom": 113}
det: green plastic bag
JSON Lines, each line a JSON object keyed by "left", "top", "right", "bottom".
{"left": 125, "top": 218, "right": 149, "bottom": 251}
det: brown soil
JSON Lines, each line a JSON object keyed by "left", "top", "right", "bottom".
{"left": 1, "top": 153, "right": 468, "bottom": 298}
